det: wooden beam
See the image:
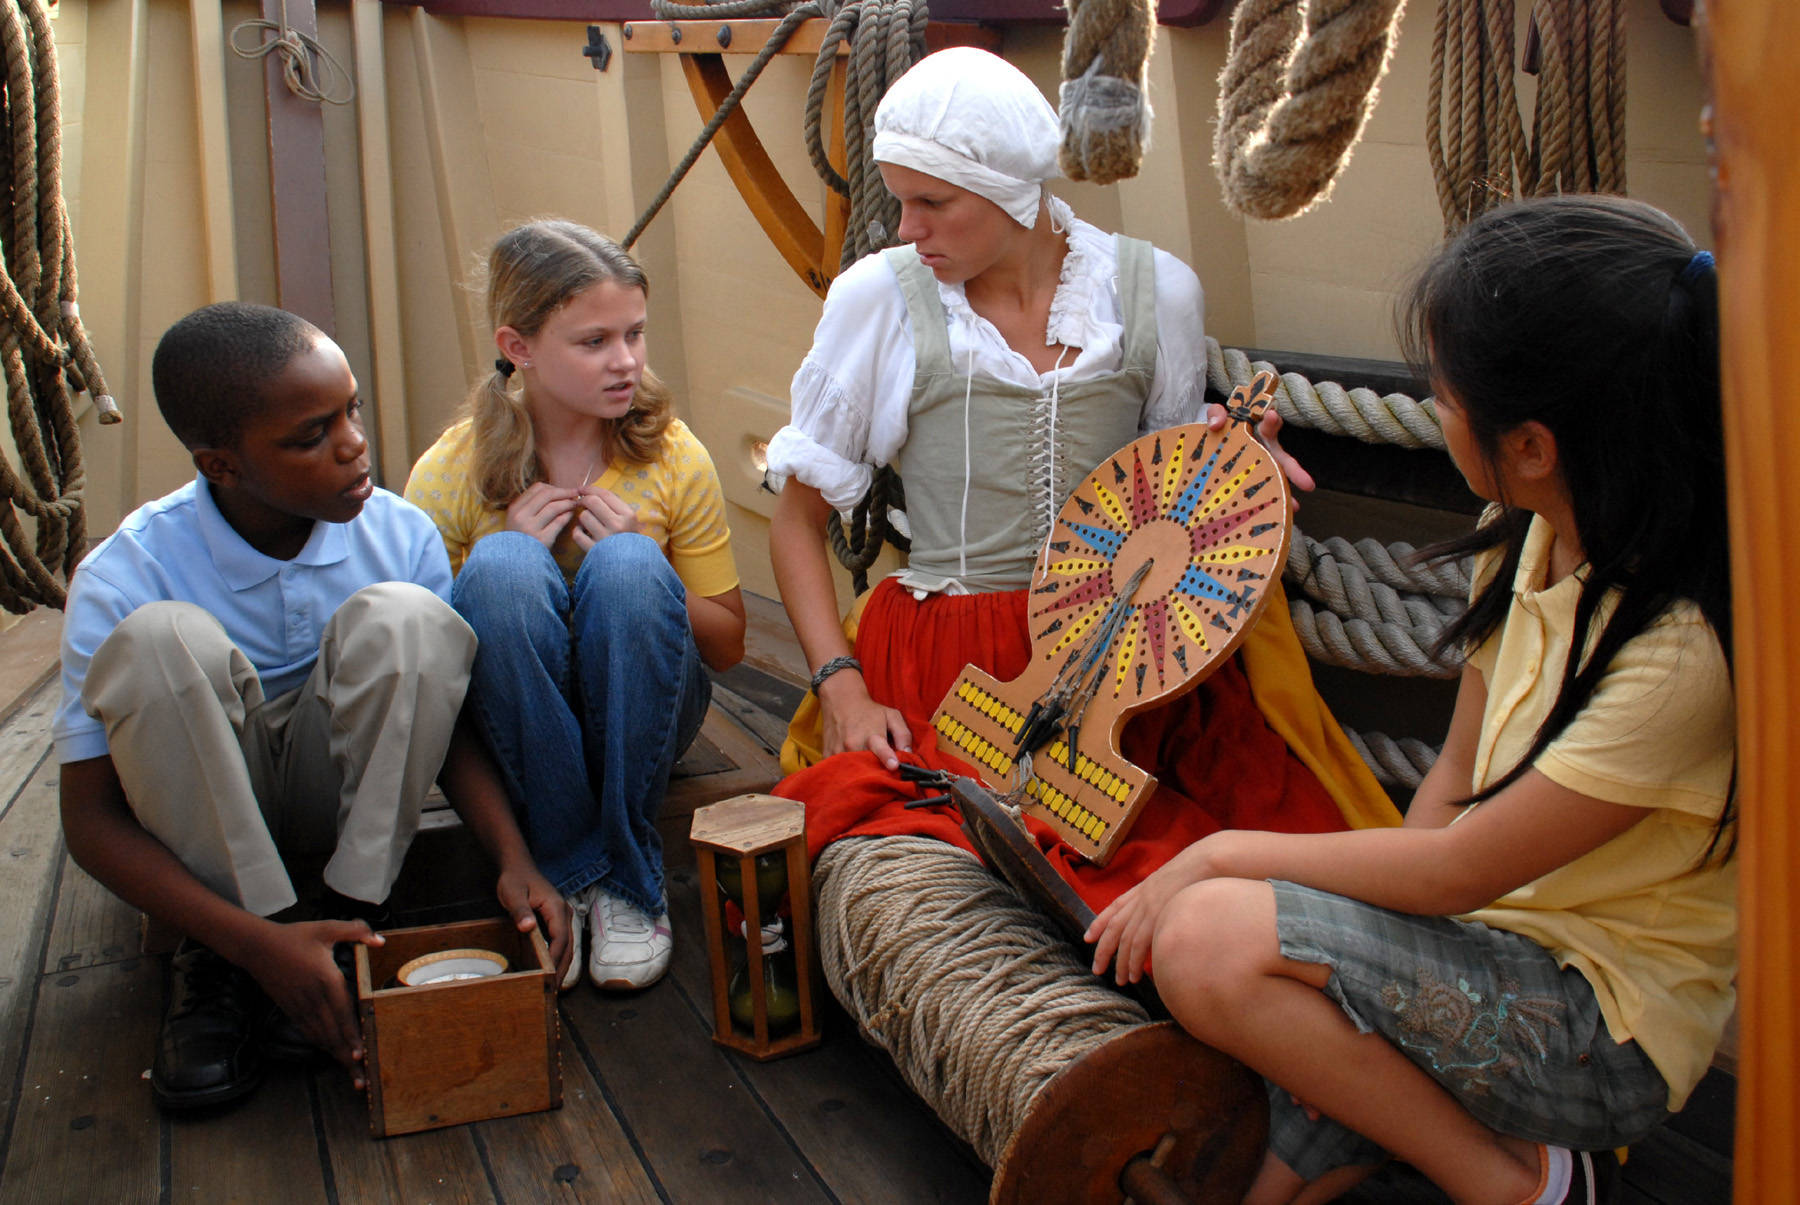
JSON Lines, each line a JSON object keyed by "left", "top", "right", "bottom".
{"left": 409, "top": 7, "right": 497, "bottom": 383}
{"left": 639, "top": 19, "right": 999, "bottom": 296}
{"left": 351, "top": 0, "right": 413, "bottom": 485}
{"left": 260, "top": 0, "right": 336, "bottom": 336}
{"left": 620, "top": 17, "right": 1000, "bottom": 57}
{"left": 1709, "top": 5, "right": 1800, "bottom": 1201}
{"left": 76, "top": 0, "right": 148, "bottom": 510}
{"left": 677, "top": 53, "right": 831, "bottom": 296}
{"left": 187, "top": 0, "right": 237, "bottom": 301}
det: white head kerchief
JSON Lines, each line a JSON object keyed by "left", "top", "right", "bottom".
{"left": 872, "top": 47, "right": 1061, "bottom": 229}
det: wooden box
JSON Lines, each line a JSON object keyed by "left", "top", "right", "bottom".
{"left": 355, "top": 917, "right": 561, "bottom": 1136}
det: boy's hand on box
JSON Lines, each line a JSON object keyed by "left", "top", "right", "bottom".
{"left": 244, "top": 919, "right": 383, "bottom": 1087}
{"left": 498, "top": 865, "right": 572, "bottom": 985}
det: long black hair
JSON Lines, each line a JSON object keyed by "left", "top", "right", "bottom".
{"left": 1403, "top": 195, "right": 1732, "bottom": 857}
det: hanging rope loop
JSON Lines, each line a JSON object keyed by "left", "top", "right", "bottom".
{"left": 1213, "top": 0, "right": 1408, "bottom": 221}
{"left": 1056, "top": 0, "right": 1157, "bottom": 185}
{"left": 0, "top": 0, "right": 116, "bottom": 613}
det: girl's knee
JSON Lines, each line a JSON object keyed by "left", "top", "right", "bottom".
{"left": 573, "top": 534, "right": 683, "bottom": 614}
{"left": 454, "top": 532, "right": 561, "bottom": 608}
{"left": 1153, "top": 878, "right": 1281, "bottom": 1008}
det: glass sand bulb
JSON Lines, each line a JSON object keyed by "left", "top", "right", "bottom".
{"left": 715, "top": 850, "right": 789, "bottom": 914}
{"left": 729, "top": 919, "right": 800, "bottom": 1036}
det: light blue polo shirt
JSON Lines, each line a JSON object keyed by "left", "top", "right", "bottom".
{"left": 54, "top": 477, "right": 453, "bottom": 764}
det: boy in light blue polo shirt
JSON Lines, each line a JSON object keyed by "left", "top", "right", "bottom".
{"left": 56, "top": 303, "right": 569, "bottom": 1111}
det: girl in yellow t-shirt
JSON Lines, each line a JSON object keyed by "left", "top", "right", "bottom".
{"left": 1088, "top": 196, "right": 1734, "bottom": 1205}
{"left": 405, "top": 220, "right": 744, "bottom": 993}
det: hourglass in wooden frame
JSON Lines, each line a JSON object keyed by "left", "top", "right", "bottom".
{"left": 689, "top": 794, "right": 822, "bottom": 1059}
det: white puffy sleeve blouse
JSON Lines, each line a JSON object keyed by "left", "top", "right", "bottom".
{"left": 765, "top": 198, "right": 1208, "bottom": 511}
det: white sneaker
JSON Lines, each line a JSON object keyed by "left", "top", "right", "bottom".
{"left": 561, "top": 886, "right": 597, "bottom": 991}
{"left": 589, "top": 889, "right": 673, "bottom": 991}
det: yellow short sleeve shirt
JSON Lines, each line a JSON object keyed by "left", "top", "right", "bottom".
{"left": 1462, "top": 515, "right": 1736, "bottom": 1110}
{"left": 403, "top": 417, "right": 739, "bottom": 598}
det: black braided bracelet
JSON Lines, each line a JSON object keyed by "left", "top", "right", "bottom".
{"left": 809, "top": 654, "right": 863, "bottom": 694}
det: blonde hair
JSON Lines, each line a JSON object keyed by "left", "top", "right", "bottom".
{"left": 467, "top": 220, "right": 674, "bottom": 506}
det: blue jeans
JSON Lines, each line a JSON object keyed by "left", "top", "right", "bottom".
{"left": 452, "top": 531, "right": 710, "bottom": 912}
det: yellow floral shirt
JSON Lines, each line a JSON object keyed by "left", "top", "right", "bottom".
{"left": 404, "top": 417, "right": 739, "bottom": 598}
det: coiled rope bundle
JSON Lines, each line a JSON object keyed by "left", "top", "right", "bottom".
{"left": 0, "top": 0, "right": 116, "bottom": 614}
{"left": 1426, "top": 0, "right": 1627, "bottom": 231}
{"left": 814, "top": 834, "right": 1154, "bottom": 1165}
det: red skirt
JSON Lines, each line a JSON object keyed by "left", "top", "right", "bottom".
{"left": 774, "top": 577, "right": 1351, "bottom": 912}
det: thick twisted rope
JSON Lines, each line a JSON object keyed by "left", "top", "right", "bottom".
{"left": 1344, "top": 726, "right": 1438, "bottom": 788}
{"left": 827, "top": 461, "right": 908, "bottom": 594}
{"left": 1426, "top": 0, "right": 1626, "bottom": 232}
{"left": 1285, "top": 529, "right": 1464, "bottom": 647}
{"left": 1213, "top": 0, "right": 1408, "bottom": 221}
{"left": 1205, "top": 337, "right": 1444, "bottom": 448}
{"left": 1289, "top": 530, "right": 1470, "bottom": 603}
{"left": 1056, "top": 0, "right": 1157, "bottom": 185}
{"left": 815, "top": 835, "right": 1153, "bottom": 1166}
{"left": 1289, "top": 594, "right": 1461, "bottom": 678}
{"left": 0, "top": 0, "right": 116, "bottom": 614}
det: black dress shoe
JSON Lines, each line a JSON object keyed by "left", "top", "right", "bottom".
{"left": 261, "top": 1002, "right": 322, "bottom": 1063}
{"left": 151, "top": 941, "right": 265, "bottom": 1110}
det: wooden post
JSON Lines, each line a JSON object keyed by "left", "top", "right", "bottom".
{"left": 187, "top": 0, "right": 237, "bottom": 301}
{"left": 1705, "top": 4, "right": 1800, "bottom": 1200}
{"left": 259, "top": 0, "right": 335, "bottom": 335}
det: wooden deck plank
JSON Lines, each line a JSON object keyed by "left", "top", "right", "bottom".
{"left": 1618, "top": 1123, "right": 1732, "bottom": 1205}
{"left": 663, "top": 866, "right": 991, "bottom": 1204}
{"left": 0, "top": 958, "right": 162, "bottom": 1204}
{"left": 0, "top": 682, "right": 55, "bottom": 819}
{"left": 740, "top": 591, "right": 808, "bottom": 691}
{"left": 0, "top": 609, "right": 61, "bottom": 726}
{"left": 710, "top": 678, "right": 792, "bottom": 757}
{"left": 559, "top": 946, "right": 834, "bottom": 1204}
{"left": 674, "top": 730, "right": 734, "bottom": 778}
{"left": 314, "top": 1064, "right": 498, "bottom": 1204}
{"left": 472, "top": 1028, "right": 663, "bottom": 1204}
{"left": 0, "top": 757, "right": 69, "bottom": 1158}
{"left": 168, "top": 1068, "right": 326, "bottom": 1201}
{"left": 43, "top": 852, "right": 141, "bottom": 974}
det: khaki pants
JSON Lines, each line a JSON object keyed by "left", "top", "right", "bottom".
{"left": 81, "top": 581, "right": 475, "bottom": 917}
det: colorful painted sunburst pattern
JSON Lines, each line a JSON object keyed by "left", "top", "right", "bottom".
{"left": 1030, "top": 423, "right": 1288, "bottom": 704}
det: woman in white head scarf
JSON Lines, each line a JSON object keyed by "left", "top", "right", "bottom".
{"left": 764, "top": 49, "right": 1353, "bottom": 877}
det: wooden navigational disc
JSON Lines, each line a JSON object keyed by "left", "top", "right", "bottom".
{"left": 931, "top": 373, "right": 1291, "bottom": 863}
{"left": 989, "top": 1021, "right": 1268, "bottom": 1204}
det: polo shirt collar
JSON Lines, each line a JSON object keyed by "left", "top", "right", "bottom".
{"left": 1512, "top": 513, "right": 1586, "bottom": 617}
{"left": 193, "top": 475, "right": 351, "bottom": 590}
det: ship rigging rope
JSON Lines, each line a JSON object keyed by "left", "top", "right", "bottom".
{"left": 1213, "top": 0, "right": 1409, "bottom": 221}
{"left": 0, "top": 0, "right": 117, "bottom": 614}
{"left": 1426, "top": 0, "right": 1626, "bottom": 231}
{"left": 629, "top": 0, "right": 926, "bottom": 267}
